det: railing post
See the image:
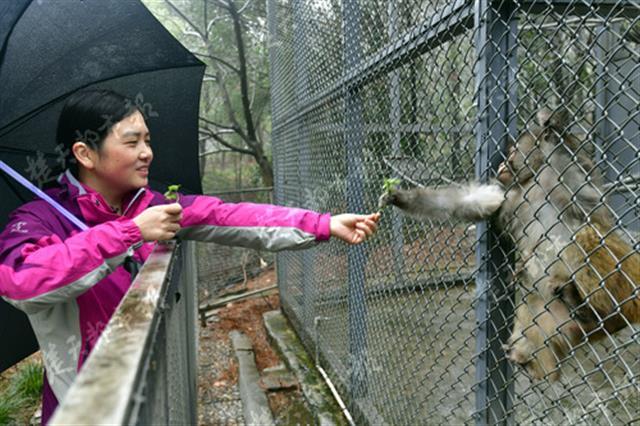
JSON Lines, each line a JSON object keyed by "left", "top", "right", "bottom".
{"left": 474, "top": 1, "right": 517, "bottom": 425}
{"left": 342, "top": 0, "right": 368, "bottom": 399}
{"left": 182, "top": 241, "right": 198, "bottom": 425}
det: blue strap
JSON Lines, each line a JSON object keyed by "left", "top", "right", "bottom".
{"left": 0, "top": 161, "right": 88, "bottom": 231}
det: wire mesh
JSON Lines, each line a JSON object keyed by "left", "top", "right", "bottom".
{"left": 268, "top": 1, "right": 639, "bottom": 425}
{"left": 132, "top": 242, "right": 199, "bottom": 425}
{"left": 196, "top": 189, "right": 275, "bottom": 301}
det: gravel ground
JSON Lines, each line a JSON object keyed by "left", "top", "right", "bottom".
{"left": 197, "top": 322, "right": 244, "bottom": 425}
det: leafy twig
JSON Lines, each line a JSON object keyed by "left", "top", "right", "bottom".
{"left": 164, "top": 184, "right": 181, "bottom": 202}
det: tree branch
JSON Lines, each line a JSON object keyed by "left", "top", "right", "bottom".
{"left": 200, "top": 127, "right": 254, "bottom": 156}
{"left": 199, "top": 116, "right": 237, "bottom": 131}
{"left": 212, "top": 0, "right": 230, "bottom": 10}
{"left": 211, "top": 61, "right": 246, "bottom": 139}
{"left": 193, "top": 52, "right": 240, "bottom": 74}
{"left": 227, "top": 0, "right": 259, "bottom": 150}
{"left": 164, "top": 0, "right": 207, "bottom": 42}
{"left": 237, "top": 0, "right": 254, "bottom": 15}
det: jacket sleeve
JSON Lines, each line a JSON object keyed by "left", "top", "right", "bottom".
{"left": 0, "top": 210, "right": 144, "bottom": 314}
{"left": 175, "top": 194, "right": 331, "bottom": 251}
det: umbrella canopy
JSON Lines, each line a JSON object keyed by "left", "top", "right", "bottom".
{"left": 0, "top": 0, "right": 205, "bottom": 371}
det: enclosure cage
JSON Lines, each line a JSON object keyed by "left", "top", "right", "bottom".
{"left": 267, "top": 1, "right": 639, "bottom": 425}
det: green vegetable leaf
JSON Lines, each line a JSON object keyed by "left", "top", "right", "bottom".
{"left": 382, "top": 178, "right": 401, "bottom": 192}
{"left": 164, "top": 184, "right": 181, "bottom": 201}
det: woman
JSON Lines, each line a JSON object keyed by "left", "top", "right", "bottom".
{"left": 0, "top": 89, "right": 379, "bottom": 424}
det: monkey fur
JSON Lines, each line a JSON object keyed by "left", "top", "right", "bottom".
{"left": 380, "top": 109, "right": 639, "bottom": 381}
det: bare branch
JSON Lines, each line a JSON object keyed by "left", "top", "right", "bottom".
{"left": 237, "top": 0, "right": 254, "bottom": 15}
{"left": 183, "top": 29, "right": 203, "bottom": 39}
{"left": 206, "top": 16, "right": 226, "bottom": 35}
{"left": 211, "top": 61, "right": 245, "bottom": 138}
{"left": 200, "top": 127, "right": 254, "bottom": 156}
{"left": 199, "top": 116, "right": 237, "bottom": 131}
{"left": 164, "top": 0, "right": 207, "bottom": 42}
{"left": 212, "top": 0, "right": 230, "bottom": 10}
{"left": 192, "top": 52, "right": 240, "bottom": 74}
{"left": 199, "top": 148, "right": 234, "bottom": 157}
{"left": 227, "top": 1, "right": 258, "bottom": 149}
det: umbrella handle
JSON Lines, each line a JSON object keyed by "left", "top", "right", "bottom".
{"left": 0, "top": 161, "right": 88, "bottom": 231}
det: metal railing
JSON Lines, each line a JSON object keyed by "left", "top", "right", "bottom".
{"left": 51, "top": 241, "right": 198, "bottom": 425}
{"left": 268, "top": 1, "right": 639, "bottom": 425}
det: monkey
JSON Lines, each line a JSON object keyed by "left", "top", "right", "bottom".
{"left": 379, "top": 109, "right": 639, "bottom": 381}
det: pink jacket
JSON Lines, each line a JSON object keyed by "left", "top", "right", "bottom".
{"left": 0, "top": 170, "right": 331, "bottom": 424}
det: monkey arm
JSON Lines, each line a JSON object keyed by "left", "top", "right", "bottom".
{"left": 379, "top": 183, "right": 505, "bottom": 222}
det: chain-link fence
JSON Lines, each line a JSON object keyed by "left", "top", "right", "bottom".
{"left": 196, "top": 188, "right": 274, "bottom": 301}
{"left": 267, "top": 1, "right": 639, "bottom": 424}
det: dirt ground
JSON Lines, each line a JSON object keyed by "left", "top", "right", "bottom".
{"left": 197, "top": 267, "right": 312, "bottom": 425}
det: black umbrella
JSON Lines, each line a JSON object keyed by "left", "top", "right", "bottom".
{"left": 0, "top": 0, "right": 205, "bottom": 371}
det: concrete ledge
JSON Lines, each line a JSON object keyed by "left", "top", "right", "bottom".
{"left": 230, "top": 330, "right": 275, "bottom": 426}
{"left": 263, "top": 310, "right": 346, "bottom": 426}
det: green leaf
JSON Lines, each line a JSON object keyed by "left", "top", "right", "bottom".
{"left": 164, "top": 184, "right": 181, "bottom": 201}
{"left": 382, "top": 178, "right": 401, "bottom": 192}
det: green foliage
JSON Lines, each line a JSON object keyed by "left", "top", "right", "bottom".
{"left": 0, "top": 390, "right": 23, "bottom": 425}
{"left": 10, "top": 362, "right": 44, "bottom": 401}
{"left": 0, "top": 361, "right": 43, "bottom": 424}
{"left": 164, "top": 184, "right": 181, "bottom": 201}
{"left": 382, "top": 178, "right": 401, "bottom": 192}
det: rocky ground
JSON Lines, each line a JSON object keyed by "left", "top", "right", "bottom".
{"left": 197, "top": 268, "right": 313, "bottom": 425}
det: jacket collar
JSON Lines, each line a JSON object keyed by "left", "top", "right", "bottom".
{"left": 56, "top": 170, "right": 151, "bottom": 224}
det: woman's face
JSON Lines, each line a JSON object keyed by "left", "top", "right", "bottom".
{"left": 91, "top": 110, "right": 153, "bottom": 192}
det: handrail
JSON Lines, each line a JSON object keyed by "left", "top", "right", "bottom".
{"left": 50, "top": 241, "right": 197, "bottom": 425}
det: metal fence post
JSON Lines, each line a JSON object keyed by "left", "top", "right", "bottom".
{"left": 474, "top": 2, "right": 517, "bottom": 425}
{"left": 182, "top": 241, "right": 198, "bottom": 425}
{"left": 343, "top": 0, "right": 368, "bottom": 399}
{"left": 291, "top": 0, "right": 317, "bottom": 332}
{"left": 266, "top": 0, "right": 282, "bottom": 204}
{"left": 388, "top": 1, "right": 406, "bottom": 287}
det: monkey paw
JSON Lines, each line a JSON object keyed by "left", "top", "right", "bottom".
{"left": 378, "top": 190, "right": 397, "bottom": 209}
{"left": 504, "top": 333, "right": 561, "bottom": 382}
{"left": 503, "top": 338, "right": 532, "bottom": 366}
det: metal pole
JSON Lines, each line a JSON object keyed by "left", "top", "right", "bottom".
{"left": 183, "top": 241, "right": 198, "bottom": 425}
{"left": 291, "top": 0, "right": 317, "bottom": 333}
{"left": 343, "top": 0, "right": 368, "bottom": 399}
{"left": 266, "top": 0, "right": 285, "bottom": 206}
{"left": 474, "top": 2, "right": 517, "bottom": 425}
{"left": 388, "top": 0, "right": 406, "bottom": 287}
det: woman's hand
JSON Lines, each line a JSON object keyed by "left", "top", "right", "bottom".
{"left": 133, "top": 203, "right": 183, "bottom": 242}
{"left": 330, "top": 213, "right": 380, "bottom": 245}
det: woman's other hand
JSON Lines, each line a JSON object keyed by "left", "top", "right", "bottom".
{"left": 133, "top": 203, "right": 183, "bottom": 242}
{"left": 330, "top": 213, "right": 380, "bottom": 245}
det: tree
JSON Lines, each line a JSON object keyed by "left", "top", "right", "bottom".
{"left": 143, "top": 0, "right": 273, "bottom": 187}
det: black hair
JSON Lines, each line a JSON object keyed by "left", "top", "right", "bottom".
{"left": 54, "top": 89, "right": 139, "bottom": 178}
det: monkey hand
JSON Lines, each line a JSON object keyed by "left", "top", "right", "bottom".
{"left": 378, "top": 191, "right": 392, "bottom": 209}
{"left": 378, "top": 187, "right": 405, "bottom": 210}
